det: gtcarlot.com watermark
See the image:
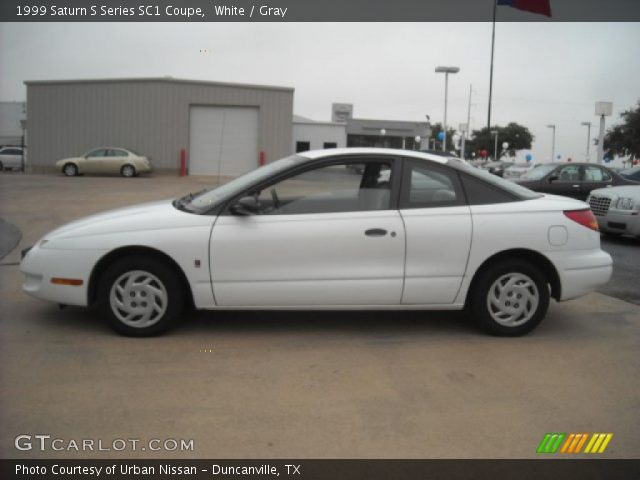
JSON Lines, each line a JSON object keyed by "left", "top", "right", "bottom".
{"left": 15, "top": 434, "right": 194, "bottom": 452}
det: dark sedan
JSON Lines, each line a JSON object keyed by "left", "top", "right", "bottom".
{"left": 515, "top": 162, "right": 639, "bottom": 201}
{"left": 620, "top": 166, "right": 640, "bottom": 182}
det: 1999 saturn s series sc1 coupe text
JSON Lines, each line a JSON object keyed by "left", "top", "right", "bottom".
{"left": 21, "top": 148, "right": 613, "bottom": 337}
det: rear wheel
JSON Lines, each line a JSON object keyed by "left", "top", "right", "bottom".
{"left": 97, "top": 256, "right": 183, "bottom": 336}
{"left": 470, "top": 259, "right": 549, "bottom": 336}
{"left": 63, "top": 163, "right": 78, "bottom": 176}
{"left": 121, "top": 164, "right": 136, "bottom": 177}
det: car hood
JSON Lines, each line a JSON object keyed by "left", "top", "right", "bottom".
{"left": 590, "top": 185, "right": 640, "bottom": 198}
{"left": 43, "top": 199, "right": 211, "bottom": 241}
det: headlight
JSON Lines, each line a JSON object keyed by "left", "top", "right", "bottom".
{"left": 616, "top": 197, "right": 635, "bottom": 210}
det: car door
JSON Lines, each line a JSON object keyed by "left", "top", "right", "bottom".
{"left": 546, "top": 164, "right": 583, "bottom": 199}
{"left": 582, "top": 165, "right": 613, "bottom": 198}
{"left": 106, "top": 149, "right": 129, "bottom": 174}
{"left": 399, "top": 158, "right": 472, "bottom": 304}
{"left": 82, "top": 149, "right": 108, "bottom": 173}
{"left": 210, "top": 157, "right": 406, "bottom": 306}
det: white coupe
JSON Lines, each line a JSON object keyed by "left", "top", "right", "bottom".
{"left": 21, "top": 148, "right": 613, "bottom": 337}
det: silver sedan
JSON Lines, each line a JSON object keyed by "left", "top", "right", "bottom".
{"left": 588, "top": 185, "right": 640, "bottom": 238}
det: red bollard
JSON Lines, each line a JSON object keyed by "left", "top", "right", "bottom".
{"left": 180, "top": 149, "right": 187, "bottom": 176}
{"left": 259, "top": 150, "right": 266, "bottom": 166}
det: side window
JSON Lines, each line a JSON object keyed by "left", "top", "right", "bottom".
{"left": 584, "top": 166, "right": 611, "bottom": 182}
{"left": 459, "top": 173, "right": 517, "bottom": 205}
{"left": 109, "top": 149, "right": 128, "bottom": 157}
{"left": 556, "top": 165, "right": 580, "bottom": 182}
{"left": 400, "top": 160, "right": 464, "bottom": 209}
{"left": 87, "top": 149, "right": 107, "bottom": 158}
{"left": 295, "top": 141, "right": 310, "bottom": 153}
{"left": 252, "top": 160, "right": 393, "bottom": 215}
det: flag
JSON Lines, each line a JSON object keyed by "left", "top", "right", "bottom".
{"left": 497, "top": 0, "right": 552, "bottom": 17}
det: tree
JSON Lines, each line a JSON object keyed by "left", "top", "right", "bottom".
{"left": 604, "top": 101, "right": 640, "bottom": 161}
{"left": 468, "top": 122, "right": 534, "bottom": 160}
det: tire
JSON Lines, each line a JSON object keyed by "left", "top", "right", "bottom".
{"left": 121, "top": 164, "right": 136, "bottom": 177}
{"left": 63, "top": 163, "right": 78, "bottom": 176}
{"left": 97, "top": 255, "right": 184, "bottom": 336}
{"left": 469, "top": 259, "right": 550, "bottom": 336}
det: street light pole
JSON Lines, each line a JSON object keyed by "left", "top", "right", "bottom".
{"left": 491, "top": 130, "right": 498, "bottom": 160}
{"left": 460, "top": 84, "right": 473, "bottom": 159}
{"left": 595, "top": 102, "right": 612, "bottom": 164}
{"left": 547, "top": 124, "right": 556, "bottom": 162}
{"left": 581, "top": 121, "right": 591, "bottom": 162}
{"left": 435, "top": 66, "right": 460, "bottom": 153}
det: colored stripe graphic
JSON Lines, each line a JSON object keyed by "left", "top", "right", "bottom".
{"left": 537, "top": 433, "right": 566, "bottom": 454}
{"left": 560, "top": 433, "right": 589, "bottom": 453}
{"left": 584, "top": 433, "right": 613, "bottom": 454}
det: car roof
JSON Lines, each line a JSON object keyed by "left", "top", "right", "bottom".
{"left": 298, "top": 147, "right": 449, "bottom": 164}
{"left": 87, "top": 146, "right": 131, "bottom": 151}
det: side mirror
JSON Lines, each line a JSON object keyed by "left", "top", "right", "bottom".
{"left": 230, "top": 196, "right": 260, "bottom": 216}
{"left": 548, "top": 175, "right": 559, "bottom": 183}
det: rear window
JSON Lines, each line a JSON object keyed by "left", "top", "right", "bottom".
{"left": 450, "top": 161, "right": 542, "bottom": 200}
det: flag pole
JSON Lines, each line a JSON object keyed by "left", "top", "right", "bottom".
{"left": 487, "top": 0, "right": 498, "bottom": 131}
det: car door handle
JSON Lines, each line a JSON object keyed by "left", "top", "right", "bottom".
{"left": 365, "top": 228, "right": 388, "bottom": 237}
{"left": 573, "top": 184, "right": 580, "bottom": 188}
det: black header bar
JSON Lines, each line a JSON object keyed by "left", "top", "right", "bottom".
{"left": 1, "top": 0, "right": 640, "bottom": 22}
{"left": 2, "top": 459, "right": 640, "bottom": 480}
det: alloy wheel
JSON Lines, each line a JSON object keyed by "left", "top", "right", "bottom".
{"left": 109, "top": 270, "right": 167, "bottom": 328}
{"left": 486, "top": 272, "right": 539, "bottom": 327}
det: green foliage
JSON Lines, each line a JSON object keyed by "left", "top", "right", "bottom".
{"left": 468, "top": 122, "right": 534, "bottom": 159}
{"left": 604, "top": 101, "right": 640, "bottom": 160}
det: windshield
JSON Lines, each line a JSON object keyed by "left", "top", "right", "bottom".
{"left": 520, "top": 164, "right": 556, "bottom": 180}
{"left": 450, "top": 161, "right": 542, "bottom": 199}
{"left": 179, "top": 155, "right": 306, "bottom": 212}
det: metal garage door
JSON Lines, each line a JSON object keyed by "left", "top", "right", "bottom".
{"left": 189, "top": 106, "right": 259, "bottom": 176}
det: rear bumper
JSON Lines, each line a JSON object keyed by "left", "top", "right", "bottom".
{"left": 546, "top": 249, "right": 613, "bottom": 301}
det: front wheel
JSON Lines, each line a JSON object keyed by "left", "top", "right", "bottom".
{"left": 469, "top": 259, "right": 549, "bottom": 336}
{"left": 97, "top": 256, "right": 184, "bottom": 336}
{"left": 63, "top": 163, "right": 78, "bottom": 176}
{"left": 121, "top": 164, "right": 136, "bottom": 177}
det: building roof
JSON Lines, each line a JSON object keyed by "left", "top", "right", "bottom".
{"left": 24, "top": 76, "right": 294, "bottom": 92}
{"left": 346, "top": 118, "right": 430, "bottom": 136}
{"left": 293, "top": 114, "right": 345, "bottom": 127}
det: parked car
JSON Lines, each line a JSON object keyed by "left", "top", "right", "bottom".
{"left": 503, "top": 162, "right": 537, "bottom": 180}
{"left": 515, "top": 162, "right": 638, "bottom": 201}
{"left": 21, "top": 148, "right": 612, "bottom": 337}
{"left": 55, "top": 147, "right": 152, "bottom": 177}
{"left": 587, "top": 185, "right": 640, "bottom": 238}
{"left": 619, "top": 166, "right": 640, "bottom": 182}
{"left": 483, "top": 160, "right": 513, "bottom": 177}
{"left": 0, "top": 146, "right": 26, "bottom": 171}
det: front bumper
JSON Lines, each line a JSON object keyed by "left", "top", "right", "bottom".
{"left": 596, "top": 210, "right": 640, "bottom": 236}
{"left": 20, "top": 243, "right": 105, "bottom": 306}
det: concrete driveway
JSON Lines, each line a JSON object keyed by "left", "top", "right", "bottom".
{"left": 1, "top": 173, "right": 639, "bottom": 459}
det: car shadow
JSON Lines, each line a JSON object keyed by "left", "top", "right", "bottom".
{"left": 38, "top": 305, "right": 481, "bottom": 338}
{"left": 178, "top": 308, "right": 479, "bottom": 337}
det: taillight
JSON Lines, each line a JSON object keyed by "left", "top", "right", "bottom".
{"left": 564, "top": 209, "right": 599, "bottom": 231}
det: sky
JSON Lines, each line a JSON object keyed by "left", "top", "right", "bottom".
{"left": 1, "top": 22, "right": 639, "bottom": 163}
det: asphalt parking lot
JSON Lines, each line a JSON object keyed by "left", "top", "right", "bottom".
{"left": 1, "top": 172, "right": 639, "bottom": 459}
